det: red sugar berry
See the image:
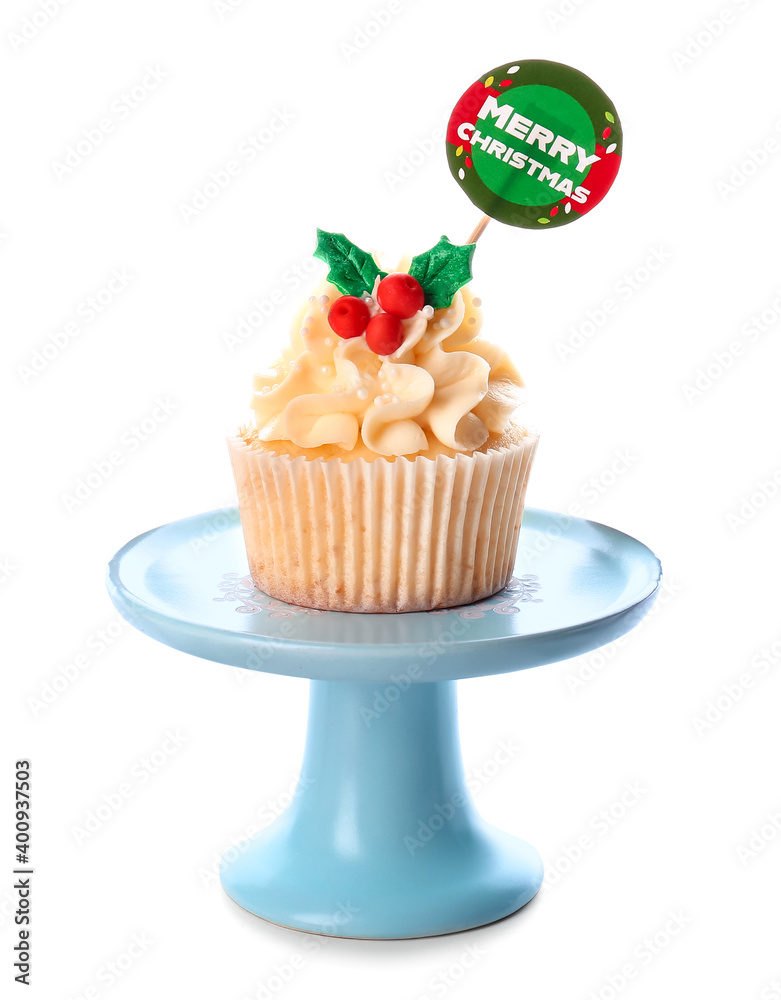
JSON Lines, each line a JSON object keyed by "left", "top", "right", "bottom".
{"left": 377, "top": 273, "right": 425, "bottom": 319}
{"left": 328, "top": 295, "right": 370, "bottom": 339}
{"left": 365, "top": 312, "right": 404, "bottom": 356}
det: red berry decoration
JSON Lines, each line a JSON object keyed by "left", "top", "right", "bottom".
{"left": 328, "top": 295, "right": 370, "bottom": 339}
{"left": 365, "top": 313, "right": 404, "bottom": 356}
{"left": 377, "top": 273, "right": 425, "bottom": 319}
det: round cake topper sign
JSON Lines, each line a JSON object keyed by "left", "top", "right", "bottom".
{"left": 447, "top": 59, "right": 622, "bottom": 230}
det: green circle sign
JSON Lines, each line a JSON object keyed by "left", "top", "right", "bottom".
{"left": 447, "top": 60, "right": 622, "bottom": 229}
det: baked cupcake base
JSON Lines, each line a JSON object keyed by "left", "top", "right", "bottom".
{"left": 228, "top": 432, "right": 538, "bottom": 613}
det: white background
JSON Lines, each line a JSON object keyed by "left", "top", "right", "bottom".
{"left": 3, "top": 0, "right": 781, "bottom": 997}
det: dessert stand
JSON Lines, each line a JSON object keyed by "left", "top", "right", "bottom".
{"left": 107, "top": 506, "right": 661, "bottom": 939}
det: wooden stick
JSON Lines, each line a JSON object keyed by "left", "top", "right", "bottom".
{"left": 466, "top": 214, "right": 490, "bottom": 245}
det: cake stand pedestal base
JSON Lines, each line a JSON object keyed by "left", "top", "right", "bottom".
{"left": 220, "top": 680, "right": 542, "bottom": 939}
{"left": 107, "top": 506, "right": 662, "bottom": 940}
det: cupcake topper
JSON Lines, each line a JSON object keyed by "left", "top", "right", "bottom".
{"left": 448, "top": 59, "right": 622, "bottom": 238}
{"left": 313, "top": 61, "right": 620, "bottom": 321}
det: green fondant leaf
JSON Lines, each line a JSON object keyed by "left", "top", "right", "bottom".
{"left": 605, "top": 111, "right": 615, "bottom": 123}
{"left": 313, "top": 229, "right": 386, "bottom": 297}
{"left": 408, "top": 236, "right": 475, "bottom": 310}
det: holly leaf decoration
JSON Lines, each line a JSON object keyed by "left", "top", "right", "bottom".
{"left": 313, "top": 229, "right": 387, "bottom": 297}
{"left": 408, "top": 236, "right": 475, "bottom": 310}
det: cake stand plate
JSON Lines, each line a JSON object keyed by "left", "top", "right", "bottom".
{"left": 107, "top": 507, "right": 661, "bottom": 939}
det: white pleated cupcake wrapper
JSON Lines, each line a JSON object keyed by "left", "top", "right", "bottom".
{"left": 228, "top": 433, "right": 538, "bottom": 613}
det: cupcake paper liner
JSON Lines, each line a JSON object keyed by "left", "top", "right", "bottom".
{"left": 228, "top": 433, "right": 538, "bottom": 613}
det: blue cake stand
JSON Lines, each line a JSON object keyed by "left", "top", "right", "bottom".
{"left": 107, "top": 507, "right": 661, "bottom": 939}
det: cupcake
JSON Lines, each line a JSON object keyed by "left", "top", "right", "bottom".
{"left": 228, "top": 229, "right": 538, "bottom": 613}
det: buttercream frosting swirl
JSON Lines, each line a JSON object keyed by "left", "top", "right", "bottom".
{"left": 249, "top": 276, "right": 524, "bottom": 459}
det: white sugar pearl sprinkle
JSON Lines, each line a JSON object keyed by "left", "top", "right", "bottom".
{"left": 389, "top": 367, "right": 398, "bottom": 379}
{"left": 320, "top": 365, "right": 332, "bottom": 376}
{"left": 356, "top": 387, "right": 369, "bottom": 400}
{"left": 472, "top": 297, "right": 482, "bottom": 307}
{"left": 260, "top": 386, "right": 271, "bottom": 395}
{"left": 391, "top": 394, "right": 400, "bottom": 404}
{"left": 422, "top": 305, "right": 434, "bottom": 318}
